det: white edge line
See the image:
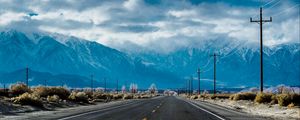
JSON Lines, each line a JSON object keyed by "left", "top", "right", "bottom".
{"left": 186, "top": 100, "right": 226, "bottom": 120}
{"left": 58, "top": 101, "right": 137, "bottom": 120}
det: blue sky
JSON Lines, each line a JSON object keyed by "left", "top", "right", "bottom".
{"left": 0, "top": 0, "right": 299, "bottom": 53}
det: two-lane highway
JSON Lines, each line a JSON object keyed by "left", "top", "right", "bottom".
{"left": 55, "top": 96, "right": 267, "bottom": 120}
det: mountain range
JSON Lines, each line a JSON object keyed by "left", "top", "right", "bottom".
{"left": 0, "top": 29, "right": 299, "bottom": 90}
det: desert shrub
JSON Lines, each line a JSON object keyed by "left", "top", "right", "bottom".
{"left": 230, "top": 92, "right": 256, "bottom": 101}
{"left": 32, "top": 86, "right": 49, "bottom": 97}
{"left": 133, "top": 95, "right": 141, "bottom": 99}
{"left": 190, "top": 95, "right": 198, "bottom": 99}
{"left": 255, "top": 93, "right": 273, "bottom": 103}
{"left": 270, "top": 94, "right": 278, "bottom": 104}
{"left": 93, "top": 93, "right": 112, "bottom": 100}
{"left": 10, "top": 83, "right": 31, "bottom": 96}
{"left": 68, "top": 92, "right": 89, "bottom": 103}
{"left": 141, "top": 95, "right": 149, "bottom": 99}
{"left": 277, "top": 94, "right": 300, "bottom": 106}
{"left": 277, "top": 94, "right": 292, "bottom": 106}
{"left": 123, "top": 94, "right": 133, "bottom": 99}
{"left": 13, "top": 92, "right": 43, "bottom": 107}
{"left": 47, "top": 87, "right": 70, "bottom": 100}
{"left": 290, "top": 94, "right": 300, "bottom": 105}
{"left": 47, "top": 95, "right": 60, "bottom": 103}
{"left": 113, "top": 94, "right": 123, "bottom": 100}
{"left": 84, "top": 91, "right": 94, "bottom": 99}
{"left": 211, "top": 94, "right": 231, "bottom": 99}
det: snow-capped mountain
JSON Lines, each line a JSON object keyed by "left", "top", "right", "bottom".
{"left": 131, "top": 40, "right": 300, "bottom": 88}
{"left": 0, "top": 29, "right": 299, "bottom": 89}
{"left": 0, "top": 30, "right": 180, "bottom": 88}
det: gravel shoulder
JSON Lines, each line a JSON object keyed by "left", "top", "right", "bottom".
{"left": 186, "top": 97, "right": 299, "bottom": 120}
{"left": 0, "top": 99, "right": 135, "bottom": 120}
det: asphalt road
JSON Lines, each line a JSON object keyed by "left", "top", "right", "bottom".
{"left": 56, "top": 96, "right": 267, "bottom": 120}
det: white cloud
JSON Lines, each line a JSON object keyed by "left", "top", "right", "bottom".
{"left": 0, "top": 0, "right": 298, "bottom": 53}
{"left": 0, "top": 11, "right": 26, "bottom": 25}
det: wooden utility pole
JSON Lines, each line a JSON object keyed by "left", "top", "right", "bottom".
{"left": 210, "top": 53, "right": 219, "bottom": 95}
{"left": 186, "top": 79, "right": 188, "bottom": 95}
{"left": 104, "top": 78, "right": 107, "bottom": 93}
{"left": 190, "top": 76, "right": 193, "bottom": 95}
{"left": 26, "top": 67, "right": 29, "bottom": 87}
{"left": 250, "top": 7, "right": 272, "bottom": 93}
{"left": 44, "top": 79, "right": 47, "bottom": 87}
{"left": 197, "top": 68, "right": 201, "bottom": 95}
{"left": 116, "top": 79, "right": 118, "bottom": 94}
{"left": 90, "top": 75, "right": 93, "bottom": 92}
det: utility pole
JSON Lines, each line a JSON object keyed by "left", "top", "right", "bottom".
{"left": 210, "top": 53, "right": 220, "bottom": 95}
{"left": 250, "top": 7, "right": 272, "bottom": 93}
{"left": 186, "top": 79, "right": 188, "bottom": 95}
{"left": 190, "top": 76, "right": 193, "bottom": 95}
{"left": 116, "top": 79, "right": 118, "bottom": 94}
{"left": 26, "top": 66, "right": 29, "bottom": 87}
{"left": 90, "top": 74, "right": 93, "bottom": 92}
{"left": 104, "top": 78, "right": 107, "bottom": 93}
{"left": 44, "top": 79, "right": 47, "bottom": 87}
{"left": 197, "top": 68, "right": 201, "bottom": 95}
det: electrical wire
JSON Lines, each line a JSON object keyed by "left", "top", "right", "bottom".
{"left": 272, "top": 4, "right": 300, "bottom": 17}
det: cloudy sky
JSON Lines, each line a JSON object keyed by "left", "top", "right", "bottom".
{"left": 0, "top": 0, "right": 299, "bottom": 53}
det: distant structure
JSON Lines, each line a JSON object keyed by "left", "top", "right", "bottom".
{"left": 250, "top": 7, "right": 272, "bottom": 93}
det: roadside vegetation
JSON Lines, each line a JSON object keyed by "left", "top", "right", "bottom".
{"left": 0, "top": 83, "right": 158, "bottom": 109}
{"left": 184, "top": 88, "right": 299, "bottom": 107}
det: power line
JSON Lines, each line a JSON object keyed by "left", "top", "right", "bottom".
{"left": 272, "top": 4, "right": 300, "bottom": 17}
{"left": 250, "top": 7, "right": 272, "bottom": 93}
{"left": 252, "top": 0, "right": 280, "bottom": 20}
{"left": 264, "top": 0, "right": 281, "bottom": 12}
{"left": 262, "top": 0, "right": 277, "bottom": 8}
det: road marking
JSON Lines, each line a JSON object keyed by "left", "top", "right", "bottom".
{"left": 186, "top": 100, "right": 226, "bottom": 120}
{"left": 152, "top": 110, "right": 156, "bottom": 113}
{"left": 58, "top": 101, "right": 141, "bottom": 120}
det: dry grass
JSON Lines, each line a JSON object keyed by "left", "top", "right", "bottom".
{"left": 12, "top": 92, "right": 43, "bottom": 107}
{"left": 230, "top": 92, "right": 256, "bottom": 101}
{"left": 113, "top": 94, "right": 123, "bottom": 100}
{"left": 210, "top": 94, "right": 231, "bottom": 99}
{"left": 254, "top": 93, "right": 273, "bottom": 103}
{"left": 123, "top": 94, "right": 133, "bottom": 99}
{"left": 10, "top": 83, "right": 31, "bottom": 96}
{"left": 47, "top": 95, "right": 60, "bottom": 103}
{"left": 275, "top": 94, "right": 299, "bottom": 106}
{"left": 92, "top": 93, "right": 112, "bottom": 100}
{"left": 32, "top": 86, "right": 49, "bottom": 97}
{"left": 47, "top": 87, "right": 70, "bottom": 100}
{"left": 68, "top": 92, "right": 89, "bottom": 103}
{"left": 31, "top": 86, "right": 70, "bottom": 100}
